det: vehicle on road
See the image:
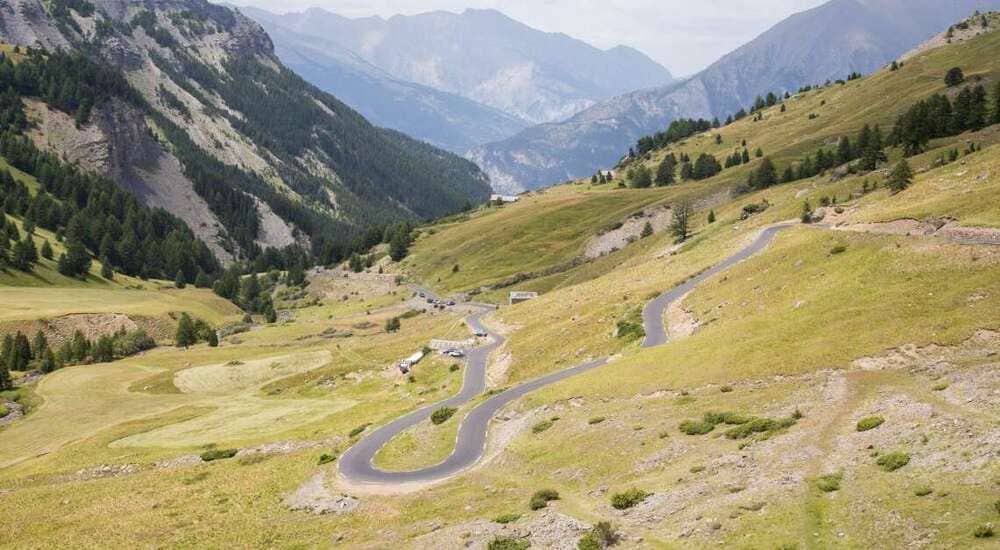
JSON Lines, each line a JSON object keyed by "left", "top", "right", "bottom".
{"left": 474, "top": 330, "right": 488, "bottom": 337}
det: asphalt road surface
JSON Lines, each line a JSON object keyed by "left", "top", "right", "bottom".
{"left": 339, "top": 224, "right": 792, "bottom": 484}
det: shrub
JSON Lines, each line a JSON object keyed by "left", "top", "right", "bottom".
{"left": 679, "top": 420, "right": 715, "bottom": 435}
{"left": 488, "top": 536, "right": 529, "bottom": 550}
{"left": 318, "top": 453, "right": 337, "bottom": 465}
{"left": 493, "top": 513, "right": 521, "bottom": 524}
{"left": 611, "top": 488, "right": 650, "bottom": 510}
{"left": 973, "top": 524, "right": 994, "bottom": 538}
{"left": 816, "top": 473, "right": 842, "bottom": 492}
{"left": 914, "top": 487, "right": 933, "bottom": 497}
{"left": 589, "top": 521, "right": 620, "bottom": 547}
{"left": 588, "top": 417, "right": 606, "bottom": 425}
{"left": 529, "top": 489, "right": 560, "bottom": 510}
{"left": 704, "top": 411, "right": 749, "bottom": 425}
{"left": 856, "top": 416, "right": 885, "bottom": 432}
{"left": 0, "top": 403, "right": 8, "bottom": 418}
{"left": 200, "top": 448, "right": 238, "bottom": 462}
{"left": 720, "top": 385, "right": 733, "bottom": 393}
{"left": 932, "top": 382, "right": 950, "bottom": 391}
{"left": 532, "top": 419, "right": 554, "bottom": 433}
{"left": 449, "top": 364, "right": 460, "bottom": 372}
{"left": 348, "top": 423, "right": 371, "bottom": 437}
{"left": 724, "top": 416, "right": 796, "bottom": 439}
{"left": 577, "top": 534, "right": 601, "bottom": 550}
{"left": 431, "top": 407, "right": 457, "bottom": 425}
{"left": 830, "top": 245, "right": 847, "bottom": 255}
{"left": 690, "top": 465, "right": 706, "bottom": 474}
{"left": 615, "top": 320, "right": 645, "bottom": 341}
{"left": 876, "top": 452, "right": 910, "bottom": 472}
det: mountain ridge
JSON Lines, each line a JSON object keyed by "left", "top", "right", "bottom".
{"left": 472, "top": 0, "right": 1000, "bottom": 192}
{"left": 245, "top": 6, "right": 673, "bottom": 126}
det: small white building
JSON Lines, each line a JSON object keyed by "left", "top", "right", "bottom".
{"left": 599, "top": 170, "right": 616, "bottom": 179}
{"left": 509, "top": 291, "right": 539, "bottom": 305}
{"left": 490, "top": 194, "right": 520, "bottom": 203}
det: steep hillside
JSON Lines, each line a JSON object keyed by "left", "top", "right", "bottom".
{"left": 472, "top": 0, "right": 1000, "bottom": 192}
{"left": 248, "top": 7, "right": 673, "bottom": 126}
{"left": 242, "top": 8, "right": 528, "bottom": 154}
{"left": 0, "top": 0, "right": 491, "bottom": 261}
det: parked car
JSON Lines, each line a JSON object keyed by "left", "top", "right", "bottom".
{"left": 446, "top": 300, "right": 456, "bottom": 306}
{"left": 474, "top": 330, "right": 488, "bottom": 337}
{"left": 447, "top": 350, "right": 465, "bottom": 358}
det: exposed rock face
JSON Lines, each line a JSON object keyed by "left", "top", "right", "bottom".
{"left": 473, "top": 0, "right": 1000, "bottom": 191}
{"left": 0, "top": 0, "right": 491, "bottom": 261}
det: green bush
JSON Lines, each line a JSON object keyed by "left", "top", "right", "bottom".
{"left": 679, "top": 420, "right": 715, "bottom": 435}
{"left": 431, "top": 407, "right": 457, "bottom": 425}
{"left": 532, "top": 419, "right": 554, "bottom": 433}
{"left": 720, "top": 385, "right": 734, "bottom": 393}
{"left": 973, "top": 524, "right": 994, "bottom": 538}
{"left": 577, "top": 534, "right": 601, "bottom": 550}
{"left": 932, "top": 382, "right": 950, "bottom": 391}
{"left": 0, "top": 403, "right": 8, "bottom": 418}
{"left": 318, "top": 453, "right": 337, "bottom": 465}
{"left": 611, "top": 488, "right": 650, "bottom": 510}
{"left": 488, "top": 536, "right": 529, "bottom": 550}
{"left": 914, "top": 487, "right": 933, "bottom": 497}
{"left": 529, "top": 489, "right": 560, "bottom": 510}
{"left": 816, "top": 473, "right": 842, "bottom": 493}
{"left": 200, "top": 448, "right": 238, "bottom": 462}
{"left": 615, "top": 320, "right": 645, "bottom": 341}
{"left": 724, "top": 416, "right": 796, "bottom": 439}
{"left": 830, "top": 245, "right": 847, "bottom": 255}
{"left": 348, "top": 423, "right": 371, "bottom": 437}
{"left": 588, "top": 416, "right": 606, "bottom": 425}
{"left": 704, "top": 411, "right": 749, "bottom": 425}
{"left": 689, "top": 465, "right": 706, "bottom": 474}
{"left": 855, "top": 416, "right": 885, "bottom": 432}
{"left": 587, "top": 521, "right": 620, "bottom": 547}
{"left": 493, "top": 513, "right": 521, "bottom": 524}
{"left": 876, "top": 452, "right": 910, "bottom": 472}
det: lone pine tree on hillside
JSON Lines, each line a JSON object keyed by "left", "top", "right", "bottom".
{"left": 175, "top": 313, "right": 197, "bottom": 348}
{"left": 670, "top": 201, "right": 692, "bottom": 243}
{"left": 945, "top": 67, "right": 965, "bottom": 87}
{"left": 886, "top": 159, "right": 914, "bottom": 194}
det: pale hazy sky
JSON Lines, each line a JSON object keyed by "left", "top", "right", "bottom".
{"left": 232, "top": 0, "right": 829, "bottom": 75}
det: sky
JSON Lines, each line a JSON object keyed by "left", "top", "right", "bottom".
{"left": 233, "top": 0, "right": 830, "bottom": 75}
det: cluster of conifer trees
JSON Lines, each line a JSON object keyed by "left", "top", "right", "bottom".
{"left": 0, "top": 328, "right": 155, "bottom": 390}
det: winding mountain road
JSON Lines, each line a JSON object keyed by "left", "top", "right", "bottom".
{"left": 338, "top": 224, "right": 793, "bottom": 485}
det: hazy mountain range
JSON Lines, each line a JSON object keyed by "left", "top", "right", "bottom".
{"left": 470, "top": 0, "right": 1000, "bottom": 192}
{"left": 239, "top": 7, "right": 673, "bottom": 152}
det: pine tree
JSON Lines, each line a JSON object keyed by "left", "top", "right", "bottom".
{"left": 886, "top": 160, "right": 913, "bottom": 193}
{"left": 0, "top": 354, "right": 10, "bottom": 390}
{"left": 385, "top": 317, "right": 401, "bottom": 333}
{"left": 629, "top": 165, "right": 652, "bottom": 188}
{"left": 640, "top": 222, "right": 653, "bottom": 238}
{"left": 836, "top": 136, "right": 853, "bottom": 165}
{"left": 101, "top": 258, "right": 114, "bottom": 280}
{"left": 707, "top": 210, "right": 716, "bottom": 224}
{"left": 40, "top": 348, "right": 58, "bottom": 373}
{"left": 194, "top": 270, "right": 210, "bottom": 288}
{"left": 389, "top": 230, "right": 411, "bottom": 262}
{"left": 174, "top": 269, "right": 186, "bottom": 289}
{"left": 670, "top": 201, "right": 692, "bottom": 243}
{"left": 801, "top": 201, "right": 813, "bottom": 224}
{"left": 655, "top": 156, "right": 676, "bottom": 186}
{"left": 175, "top": 313, "right": 197, "bottom": 348}
{"left": 32, "top": 331, "right": 47, "bottom": 360}
{"left": 40, "top": 240, "right": 53, "bottom": 260}
{"left": 741, "top": 149, "right": 751, "bottom": 164}
{"left": 264, "top": 304, "right": 277, "bottom": 324}
{"left": 945, "top": 67, "right": 965, "bottom": 87}
{"left": 206, "top": 329, "right": 218, "bottom": 348}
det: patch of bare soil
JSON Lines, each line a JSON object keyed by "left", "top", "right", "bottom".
{"left": 0, "top": 313, "right": 173, "bottom": 347}
{"left": 284, "top": 471, "right": 359, "bottom": 515}
{"left": 309, "top": 268, "right": 401, "bottom": 305}
{"left": 586, "top": 206, "right": 673, "bottom": 259}
{"left": 828, "top": 218, "right": 1000, "bottom": 245}
{"left": 665, "top": 290, "right": 701, "bottom": 341}
{"left": 902, "top": 19, "right": 993, "bottom": 61}
{"left": 412, "top": 510, "right": 590, "bottom": 550}
{"left": 0, "top": 400, "right": 24, "bottom": 427}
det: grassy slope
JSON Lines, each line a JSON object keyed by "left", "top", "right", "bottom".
{"left": 2, "top": 19, "right": 1000, "bottom": 550}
